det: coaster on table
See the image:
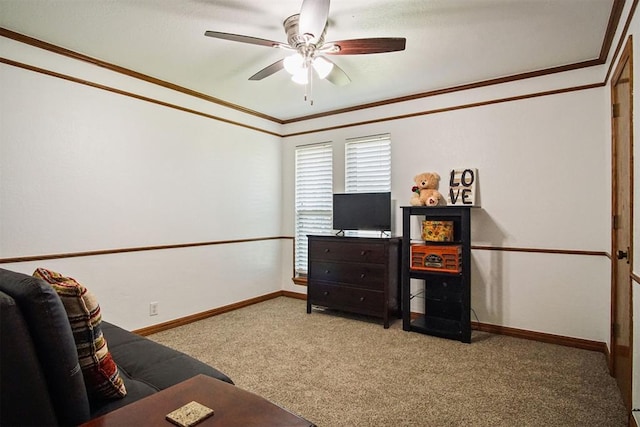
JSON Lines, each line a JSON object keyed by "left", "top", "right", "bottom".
{"left": 165, "top": 401, "right": 214, "bottom": 427}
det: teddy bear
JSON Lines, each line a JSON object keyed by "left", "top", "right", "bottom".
{"left": 410, "top": 172, "right": 444, "bottom": 206}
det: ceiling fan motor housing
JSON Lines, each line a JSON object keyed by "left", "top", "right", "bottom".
{"left": 284, "top": 14, "right": 326, "bottom": 49}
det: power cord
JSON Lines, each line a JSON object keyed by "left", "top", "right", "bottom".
{"left": 470, "top": 307, "right": 480, "bottom": 324}
{"left": 409, "top": 290, "right": 424, "bottom": 300}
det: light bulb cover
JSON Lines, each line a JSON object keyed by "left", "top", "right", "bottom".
{"left": 291, "top": 68, "right": 309, "bottom": 84}
{"left": 283, "top": 53, "right": 304, "bottom": 75}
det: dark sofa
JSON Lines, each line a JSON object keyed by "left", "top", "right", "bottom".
{"left": 0, "top": 268, "right": 233, "bottom": 426}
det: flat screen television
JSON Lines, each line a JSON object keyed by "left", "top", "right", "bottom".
{"left": 333, "top": 192, "right": 391, "bottom": 232}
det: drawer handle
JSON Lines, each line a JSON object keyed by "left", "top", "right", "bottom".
{"left": 324, "top": 248, "right": 330, "bottom": 253}
{"left": 360, "top": 273, "right": 366, "bottom": 279}
{"left": 359, "top": 296, "right": 365, "bottom": 302}
{"left": 442, "top": 282, "right": 448, "bottom": 287}
{"left": 323, "top": 291, "right": 329, "bottom": 296}
{"left": 324, "top": 270, "right": 330, "bottom": 275}
{"left": 360, "top": 250, "right": 367, "bottom": 256}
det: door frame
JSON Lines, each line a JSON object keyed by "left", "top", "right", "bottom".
{"left": 610, "top": 35, "right": 634, "bottom": 413}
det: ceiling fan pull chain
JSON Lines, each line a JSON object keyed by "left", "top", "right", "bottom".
{"left": 303, "top": 69, "right": 308, "bottom": 102}
{"left": 309, "top": 65, "right": 314, "bottom": 105}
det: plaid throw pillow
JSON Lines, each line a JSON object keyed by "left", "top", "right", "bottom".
{"left": 33, "top": 268, "right": 127, "bottom": 401}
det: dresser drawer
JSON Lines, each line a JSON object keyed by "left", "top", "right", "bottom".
{"left": 424, "top": 277, "right": 463, "bottom": 302}
{"left": 309, "top": 261, "right": 385, "bottom": 290}
{"left": 309, "top": 239, "right": 387, "bottom": 264}
{"left": 308, "top": 283, "right": 384, "bottom": 314}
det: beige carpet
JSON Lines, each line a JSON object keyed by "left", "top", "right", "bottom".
{"left": 149, "top": 297, "right": 627, "bottom": 426}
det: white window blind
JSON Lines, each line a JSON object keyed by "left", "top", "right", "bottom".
{"left": 345, "top": 134, "right": 391, "bottom": 237}
{"left": 295, "top": 143, "right": 333, "bottom": 274}
{"left": 345, "top": 134, "right": 391, "bottom": 192}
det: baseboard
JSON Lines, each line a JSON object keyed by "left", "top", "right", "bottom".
{"left": 134, "top": 293, "right": 607, "bottom": 355}
{"left": 133, "top": 290, "right": 295, "bottom": 336}
{"left": 281, "top": 290, "right": 307, "bottom": 300}
{"left": 408, "top": 312, "right": 606, "bottom": 353}
{"left": 470, "top": 320, "right": 607, "bottom": 353}
{"left": 632, "top": 411, "right": 639, "bottom": 427}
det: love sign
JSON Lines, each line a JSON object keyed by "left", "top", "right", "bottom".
{"left": 447, "top": 168, "right": 478, "bottom": 206}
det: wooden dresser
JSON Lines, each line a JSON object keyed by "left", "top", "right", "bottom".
{"left": 306, "top": 235, "right": 400, "bottom": 328}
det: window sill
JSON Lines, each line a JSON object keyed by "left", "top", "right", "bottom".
{"left": 292, "top": 275, "right": 307, "bottom": 286}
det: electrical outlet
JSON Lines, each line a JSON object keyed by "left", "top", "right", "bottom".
{"left": 149, "top": 302, "right": 159, "bottom": 316}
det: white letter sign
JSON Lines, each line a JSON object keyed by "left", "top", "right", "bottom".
{"left": 448, "top": 168, "right": 478, "bottom": 206}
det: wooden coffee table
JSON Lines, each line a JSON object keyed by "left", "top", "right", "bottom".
{"left": 82, "top": 374, "right": 315, "bottom": 427}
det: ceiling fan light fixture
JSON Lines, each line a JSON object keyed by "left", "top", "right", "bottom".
{"left": 205, "top": 0, "right": 406, "bottom": 105}
{"left": 291, "top": 68, "right": 309, "bottom": 84}
{"left": 312, "top": 56, "right": 333, "bottom": 79}
{"left": 283, "top": 53, "right": 304, "bottom": 75}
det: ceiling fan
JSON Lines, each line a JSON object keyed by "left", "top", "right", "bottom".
{"left": 204, "top": 0, "right": 406, "bottom": 104}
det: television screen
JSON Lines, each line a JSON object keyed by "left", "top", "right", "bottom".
{"left": 333, "top": 192, "right": 391, "bottom": 231}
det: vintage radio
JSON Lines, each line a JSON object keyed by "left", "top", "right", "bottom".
{"left": 421, "top": 220, "right": 454, "bottom": 242}
{"left": 410, "top": 244, "right": 462, "bottom": 273}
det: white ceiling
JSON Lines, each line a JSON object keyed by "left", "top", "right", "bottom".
{"left": 0, "top": 0, "right": 616, "bottom": 121}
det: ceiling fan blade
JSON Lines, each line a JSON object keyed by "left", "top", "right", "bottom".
{"left": 324, "top": 59, "right": 350, "bottom": 86}
{"left": 327, "top": 38, "right": 406, "bottom": 55}
{"left": 249, "top": 59, "right": 285, "bottom": 81}
{"left": 204, "top": 31, "right": 280, "bottom": 48}
{"left": 298, "top": 0, "right": 330, "bottom": 44}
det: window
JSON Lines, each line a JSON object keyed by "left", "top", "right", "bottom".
{"left": 295, "top": 143, "right": 333, "bottom": 275}
{"left": 345, "top": 134, "right": 391, "bottom": 236}
{"left": 345, "top": 134, "right": 391, "bottom": 193}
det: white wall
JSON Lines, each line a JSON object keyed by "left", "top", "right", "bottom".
{"left": 0, "top": 42, "right": 284, "bottom": 330}
{"left": 281, "top": 77, "right": 611, "bottom": 343}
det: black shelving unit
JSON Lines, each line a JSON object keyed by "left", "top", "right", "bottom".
{"left": 401, "top": 206, "right": 471, "bottom": 343}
